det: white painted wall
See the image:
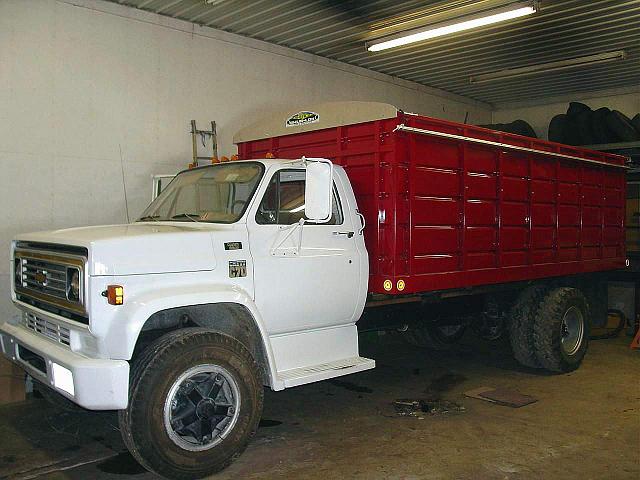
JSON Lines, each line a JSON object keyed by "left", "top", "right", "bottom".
{"left": 493, "top": 90, "right": 640, "bottom": 140}
{"left": 0, "top": 0, "right": 490, "bottom": 319}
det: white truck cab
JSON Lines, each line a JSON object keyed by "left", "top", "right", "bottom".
{"left": 0, "top": 157, "right": 373, "bottom": 479}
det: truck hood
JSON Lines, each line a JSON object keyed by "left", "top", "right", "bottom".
{"left": 16, "top": 223, "right": 217, "bottom": 276}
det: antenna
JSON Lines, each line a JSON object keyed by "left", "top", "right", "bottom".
{"left": 119, "top": 144, "right": 130, "bottom": 223}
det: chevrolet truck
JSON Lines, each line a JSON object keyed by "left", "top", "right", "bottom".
{"left": 1, "top": 102, "right": 627, "bottom": 479}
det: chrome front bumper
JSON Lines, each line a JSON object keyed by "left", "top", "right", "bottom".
{"left": 0, "top": 318, "right": 129, "bottom": 410}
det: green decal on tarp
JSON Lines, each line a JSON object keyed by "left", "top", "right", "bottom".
{"left": 285, "top": 111, "right": 319, "bottom": 127}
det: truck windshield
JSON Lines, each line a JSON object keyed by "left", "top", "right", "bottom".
{"left": 138, "top": 162, "right": 264, "bottom": 223}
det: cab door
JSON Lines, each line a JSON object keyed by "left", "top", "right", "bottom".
{"left": 248, "top": 167, "right": 364, "bottom": 335}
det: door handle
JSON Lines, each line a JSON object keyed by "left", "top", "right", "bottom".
{"left": 333, "top": 231, "right": 354, "bottom": 238}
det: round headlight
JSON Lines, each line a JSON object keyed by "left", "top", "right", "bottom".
{"left": 67, "top": 268, "right": 80, "bottom": 302}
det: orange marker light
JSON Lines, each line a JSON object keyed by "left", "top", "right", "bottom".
{"left": 265, "top": 152, "right": 275, "bottom": 159}
{"left": 107, "top": 285, "right": 124, "bottom": 305}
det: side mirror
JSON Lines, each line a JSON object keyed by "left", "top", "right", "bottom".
{"left": 304, "top": 160, "right": 333, "bottom": 223}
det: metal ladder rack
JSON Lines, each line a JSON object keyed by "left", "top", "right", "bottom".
{"left": 190, "top": 120, "right": 218, "bottom": 168}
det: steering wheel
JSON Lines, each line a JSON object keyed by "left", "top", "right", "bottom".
{"left": 231, "top": 200, "right": 246, "bottom": 214}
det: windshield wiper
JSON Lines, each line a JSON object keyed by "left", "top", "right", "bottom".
{"left": 171, "top": 213, "right": 201, "bottom": 222}
{"left": 138, "top": 215, "right": 161, "bottom": 222}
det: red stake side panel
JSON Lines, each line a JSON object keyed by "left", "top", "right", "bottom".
{"left": 237, "top": 112, "right": 627, "bottom": 296}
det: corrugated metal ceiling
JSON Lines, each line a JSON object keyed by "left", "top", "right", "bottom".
{"left": 109, "top": 0, "right": 640, "bottom": 106}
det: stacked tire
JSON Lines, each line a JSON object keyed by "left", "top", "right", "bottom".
{"left": 548, "top": 102, "right": 640, "bottom": 146}
{"left": 479, "top": 119, "right": 537, "bottom": 138}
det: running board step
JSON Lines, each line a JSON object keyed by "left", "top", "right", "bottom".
{"left": 278, "top": 356, "right": 375, "bottom": 389}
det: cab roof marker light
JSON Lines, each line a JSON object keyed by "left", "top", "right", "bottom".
{"left": 366, "top": 2, "right": 538, "bottom": 52}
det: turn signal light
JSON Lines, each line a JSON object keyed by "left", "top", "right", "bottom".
{"left": 107, "top": 285, "right": 124, "bottom": 305}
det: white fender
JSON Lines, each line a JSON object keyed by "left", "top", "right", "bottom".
{"left": 104, "top": 283, "right": 281, "bottom": 390}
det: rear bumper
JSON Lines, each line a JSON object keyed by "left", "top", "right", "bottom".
{"left": 0, "top": 318, "right": 129, "bottom": 410}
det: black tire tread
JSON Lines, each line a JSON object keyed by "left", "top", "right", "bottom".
{"left": 566, "top": 102, "right": 591, "bottom": 117}
{"left": 532, "top": 288, "right": 590, "bottom": 372}
{"left": 118, "top": 331, "right": 179, "bottom": 467}
{"left": 120, "top": 328, "right": 263, "bottom": 480}
{"left": 631, "top": 113, "right": 640, "bottom": 135}
{"left": 508, "top": 285, "right": 548, "bottom": 368}
{"left": 548, "top": 114, "right": 567, "bottom": 143}
{"left": 591, "top": 107, "right": 612, "bottom": 144}
{"left": 606, "top": 110, "right": 639, "bottom": 142}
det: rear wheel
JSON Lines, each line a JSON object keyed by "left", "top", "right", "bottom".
{"left": 405, "top": 322, "right": 466, "bottom": 350}
{"left": 119, "top": 328, "right": 263, "bottom": 480}
{"left": 508, "top": 285, "right": 548, "bottom": 368}
{"left": 532, "top": 288, "right": 590, "bottom": 372}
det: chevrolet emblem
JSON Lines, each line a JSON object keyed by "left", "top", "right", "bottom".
{"left": 34, "top": 271, "right": 47, "bottom": 285}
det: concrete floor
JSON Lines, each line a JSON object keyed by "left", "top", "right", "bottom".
{"left": 0, "top": 333, "right": 638, "bottom": 480}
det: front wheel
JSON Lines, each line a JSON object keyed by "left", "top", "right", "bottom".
{"left": 119, "top": 329, "right": 264, "bottom": 480}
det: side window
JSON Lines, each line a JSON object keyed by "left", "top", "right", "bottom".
{"left": 256, "top": 170, "right": 343, "bottom": 225}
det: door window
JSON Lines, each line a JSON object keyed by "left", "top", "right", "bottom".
{"left": 256, "top": 170, "right": 343, "bottom": 225}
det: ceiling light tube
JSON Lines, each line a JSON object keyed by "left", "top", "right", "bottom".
{"left": 366, "top": 1, "right": 538, "bottom": 52}
{"left": 469, "top": 50, "right": 628, "bottom": 84}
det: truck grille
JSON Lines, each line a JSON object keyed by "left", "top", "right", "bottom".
{"left": 25, "top": 313, "right": 71, "bottom": 347}
{"left": 20, "top": 258, "right": 69, "bottom": 300}
{"left": 14, "top": 244, "right": 88, "bottom": 323}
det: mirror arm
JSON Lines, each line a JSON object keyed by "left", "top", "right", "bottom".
{"left": 298, "top": 218, "right": 305, "bottom": 253}
{"left": 357, "top": 210, "right": 366, "bottom": 235}
{"left": 270, "top": 218, "right": 305, "bottom": 256}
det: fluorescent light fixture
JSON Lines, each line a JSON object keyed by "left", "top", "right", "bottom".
{"left": 52, "top": 363, "right": 75, "bottom": 396}
{"left": 366, "top": 1, "right": 538, "bottom": 52}
{"left": 470, "top": 50, "right": 628, "bottom": 84}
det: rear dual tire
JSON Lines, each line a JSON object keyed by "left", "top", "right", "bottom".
{"left": 509, "top": 286, "right": 590, "bottom": 373}
{"left": 532, "top": 288, "right": 590, "bottom": 372}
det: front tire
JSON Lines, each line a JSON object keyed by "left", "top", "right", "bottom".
{"left": 119, "top": 328, "right": 263, "bottom": 480}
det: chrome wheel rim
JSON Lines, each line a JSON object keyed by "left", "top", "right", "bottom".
{"left": 560, "top": 306, "right": 584, "bottom": 356}
{"left": 163, "top": 364, "right": 241, "bottom": 452}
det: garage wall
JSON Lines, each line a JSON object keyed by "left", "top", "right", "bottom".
{"left": 493, "top": 90, "right": 640, "bottom": 140}
{"left": 0, "top": 0, "right": 490, "bottom": 319}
